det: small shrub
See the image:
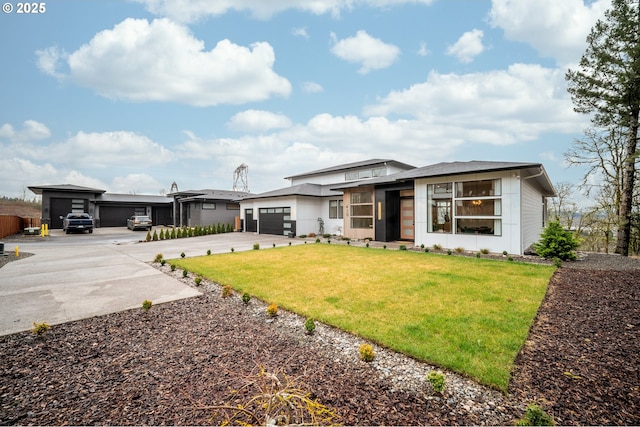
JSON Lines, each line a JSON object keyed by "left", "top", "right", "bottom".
{"left": 447, "top": 249, "right": 452, "bottom": 255}
{"left": 508, "top": 256, "right": 514, "bottom": 262}
{"left": 272, "top": 243, "right": 276, "bottom": 248}
{"left": 323, "top": 233, "right": 331, "bottom": 239}
{"left": 476, "top": 252, "right": 481, "bottom": 258}
{"left": 552, "top": 257, "right": 562, "bottom": 268}
{"left": 267, "top": 303, "right": 278, "bottom": 317}
{"left": 207, "top": 249, "right": 211, "bottom": 255}
{"left": 180, "top": 252, "right": 186, "bottom": 258}
{"left": 315, "top": 237, "right": 321, "bottom": 243}
{"left": 159, "top": 229, "right": 165, "bottom": 240}
{"left": 383, "top": 245, "right": 387, "bottom": 249}
{"left": 480, "top": 248, "right": 490, "bottom": 254}
{"left": 194, "top": 277, "right": 202, "bottom": 286}
{"left": 145, "top": 230, "right": 151, "bottom": 242}
{"left": 170, "top": 264, "right": 176, "bottom": 271}
{"left": 347, "top": 241, "right": 350, "bottom": 245}
{"left": 399, "top": 244, "right": 407, "bottom": 251}
{"left": 359, "top": 343, "right": 375, "bottom": 362}
{"left": 242, "top": 293, "right": 251, "bottom": 305}
{"left": 515, "top": 404, "right": 555, "bottom": 426}
{"left": 454, "top": 247, "right": 464, "bottom": 253}
{"left": 142, "top": 300, "right": 152, "bottom": 312}
{"left": 298, "top": 234, "right": 307, "bottom": 238}
{"left": 152, "top": 230, "right": 158, "bottom": 241}
{"left": 420, "top": 243, "right": 425, "bottom": 249}
{"left": 433, "top": 243, "right": 442, "bottom": 250}
{"left": 170, "top": 228, "right": 176, "bottom": 239}
{"left": 304, "top": 318, "right": 316, "bottom": 334}
{"left": 534, "top": 220, "right": 580, "bottom": 261}
{"left": 182, "top": 269, "right": 188, "bottom": 278}
{"left": 230, "top": 247, "right": 235, "bottom": 252}
{"left": 327, "top": 239, "right": 331, "bottom": 244}
{"left": 308, "top": 232, "right": 316, "bottom": 237}
{"left": 154, "top": 253, "right": 163, "bottom": 263}
{"left": 426, "top": 370, "right": 446, "bottom": 393}
{"left": 503, "top": 250, "right": 508, "bottom": 256}
{"left": 253, "top": 243, "right": 260, "bottom": 250}
{"left": 160, "top": 259, "right": 166, "bottom": 266}
{"left": 366, "top": 242, "right": 370, "bottom": 248}
{"left": 221, "top": 285, "right": 233, "bottom": 298}
{"left": 424, "top": 247, "right": 430, "bottom": 253}
{"left": 32, "top": 322, "right": 51, "bottom": 336}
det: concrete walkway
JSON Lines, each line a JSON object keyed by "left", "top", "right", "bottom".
{"left": 0, "top": 230, "right": 305, "bottom": 336}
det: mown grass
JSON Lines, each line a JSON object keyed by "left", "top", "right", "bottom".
{"left": 171, "top": 244, "right": 555, "bottom": 391}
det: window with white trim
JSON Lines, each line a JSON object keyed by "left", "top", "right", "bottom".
{"left": 329, "top": 199, "right": 343, "bottom": 219}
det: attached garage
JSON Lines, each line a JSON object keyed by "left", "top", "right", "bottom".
{"left": 258, "top": 207, "right": 296, "bottom": 236}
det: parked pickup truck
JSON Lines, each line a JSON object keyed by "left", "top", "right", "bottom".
{"left": 61, "top": 213, "right": 94, "bottom": 234}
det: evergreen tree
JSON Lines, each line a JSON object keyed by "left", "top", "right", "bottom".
{"left": 566, "top": 0, "right": 640, "bottom": 256}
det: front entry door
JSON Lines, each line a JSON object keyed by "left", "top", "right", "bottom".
{"left": 400, "top": 198, "right": 414, "bottom": 240}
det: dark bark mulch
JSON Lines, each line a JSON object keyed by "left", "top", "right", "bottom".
{"left": 508, "top": 266, "right": 640, "bottom": 425}
{"left": 1, "top": 254, "right": 639, "bottom": 425}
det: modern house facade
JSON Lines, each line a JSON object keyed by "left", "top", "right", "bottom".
{"left": 29, "top": 159, "right": 555, "bottom": 255}
{"left": 238, "top": 159, "right": 415, "bottom": 237}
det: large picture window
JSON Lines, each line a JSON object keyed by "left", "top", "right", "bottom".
{"left": 428, "top": 179, "right": 502, "bottom": 236}
{"left": 350, "top": 191, "right": 373, "bottom": 229}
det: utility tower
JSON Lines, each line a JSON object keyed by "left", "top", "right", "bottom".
{"left": 233, "top": 163, "right": 249, "bottom": 192}
{"left": 170, "top": 181, "right": 179, "bottom": 193}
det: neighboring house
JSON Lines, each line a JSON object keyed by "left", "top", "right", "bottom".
{"left": 29, "top": 184, "right": 173, "bottom": 229}
{"left": 239, "top": 159, "right": 415, "bottom": 237}
{"left": 169, "top": 189, "right": 251, "bottom": 229}
{"left": 335, "top": 161, "right": 555, "bottom": 255}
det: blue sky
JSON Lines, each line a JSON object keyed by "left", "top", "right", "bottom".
{"left": 0, "top": 0, "right": 610, "bottom": 201}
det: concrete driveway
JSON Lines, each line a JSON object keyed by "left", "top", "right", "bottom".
{"left": 0, "top": 228, "right": 303, "bottom": 336}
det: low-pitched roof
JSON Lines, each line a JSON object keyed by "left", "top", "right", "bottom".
{"left": 334, "top": 161, "right": 556, "bottom": 196}
{"left": 284, "top": 158, "right": 415, "bottom": 180}
{"left": 242, "top": 183, "right": 342, "bottom": 200}
{"left": 28, "top": 184, "right": 106, "bottom": 195}
{"left": 97, "top": 193, "right": 172, "bottom": 204}
{"left": 172, "top": 189, "right": 251, "bottom": 202}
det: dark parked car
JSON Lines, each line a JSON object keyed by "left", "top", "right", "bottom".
{"left": 127, "top": 215, "right": 152, "bottom": 231}
{"left": 61, "top": 213, "right": 94, "bottom": 234}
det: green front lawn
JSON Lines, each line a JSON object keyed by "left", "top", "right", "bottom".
{"left": 171, "top": 244, "right": 555, "bottom": 391}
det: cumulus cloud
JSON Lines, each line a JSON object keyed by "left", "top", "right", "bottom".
{"left": 489, "top": 0, "right": 610, "bottom": 65}
{"left": 330, "top": 30, "right": 400, "bottom": 74}
{"left": 42, "top": 131, "right": 174, "bottom": 168}
{"left": 109, "top": 173, "right": 165, "bottom": 194}
{"left": 134, "top": 0, "right": 435, "bottom": 22}
{"left": 291, "top": 27, "right": 310, "bottom": 38}
{"left": 446, "top": 29, "right": 484, "bottom": 63}
{"left": 417, "top": 41, "right": 430, "bottom": 57}
{"left": 0, "top": 120, "right": 51, "bottom": 144}
{"left": 37, "top": 18, "right": 291, "bottom": 106}
{"left": 227, "top": 110, "right": 293, "bottom": 132}
{"left": 364, "top": 63, "right": 584, "bottom": 144}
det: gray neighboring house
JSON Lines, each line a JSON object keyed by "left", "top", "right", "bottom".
{"left": 28, "top": 184, "right": 173, "bottom": 229}
{"left": 28, "top": 184, "right": 249, "bottom": 230}
{"left": 169, "top": 189, "right": 251, "bottom": 229}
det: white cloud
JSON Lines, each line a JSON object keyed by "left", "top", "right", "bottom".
{"left": 43, "top": 131, "right": 174, "bottom": 168}
{"left": 364, "top": 63, "right": 585, "bottom": 144}
{"left": 135, "top": 0, "right": 435, "bottom": 22}
{"left": 38, "top": 18, "right": 291, "bottom": 106}
{"left": 302, "top": 81, "right": 324, "bottom": 93}
{"left": 489, "top": 0, "right": 610, "bottom": 65}
{"left": 291, "top": 27, "right": 309, "bottom": 38}
{"left": 0, "top": 120, "right": 51, "bottom": 143}
{"left": 330, "top": 30, "right": 400, "bottom": 74}
{"left": 227, "top": 110, "right": 293, "bottom": 132}
{"left": 109, "top": 173, "right": 165, "bottom": 194}
{"left": 446, "top": 29, "right": 484, "bottom": 64}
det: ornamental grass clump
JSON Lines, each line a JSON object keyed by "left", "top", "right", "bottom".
{"left": 142, "top": 300, "right": 152, "bottom": 312}
{"left": 304, "top": 318, "right": 316, "bottom": 335}
{"left": 515, "top": 404, "right": 555, "bottom": 426}
{"left": 32, "top": 322, "right": 51, "bottom": 336}
{"left": 221, "top": 285, "right": 233, "bottom": 298}
{"left": 242, "top": 293, "right": 251, "bottom": 305}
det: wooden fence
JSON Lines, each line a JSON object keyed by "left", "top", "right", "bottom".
{"left": 0, "top": 216, "right": 41, "bottom": 239}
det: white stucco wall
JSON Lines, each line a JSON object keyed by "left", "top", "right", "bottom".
{"left": 414, "top": 171, "right": 525, "bottom": 255}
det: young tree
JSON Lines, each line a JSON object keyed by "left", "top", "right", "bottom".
{"left": 566, "top": 0, "right": 640, "bottom": 256}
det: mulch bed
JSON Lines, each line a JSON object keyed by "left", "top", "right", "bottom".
{"left": 1, "top": 253, "right": 639, "bottom": 425}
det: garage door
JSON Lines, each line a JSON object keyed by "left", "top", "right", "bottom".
{"left": 50, "top": 198, "right": 73, "bottom": 229}
{"left": 99, "top": 206, "right": 138, "bottom": 227}
{"left": 258, "top": 207, "right": 295, "bottom": 236}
